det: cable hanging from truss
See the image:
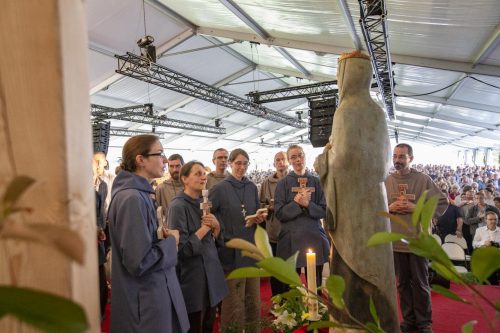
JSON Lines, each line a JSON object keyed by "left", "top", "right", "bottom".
{"left": 114, "top": 52, "right": 306, "bottom": 128}
{"left": 358, "top": 0, "right": 395, "bottom": 120}
{"left": 91, "top": 103, "right": 226, "bottom": 135}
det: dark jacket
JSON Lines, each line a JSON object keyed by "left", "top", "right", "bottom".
{"left": 275, "top": 171, "right": 330, "bottom": 268}
{"left": 108, "top": 170, "right": 189, "bottom": 333}
{"left": 209, "top": 175, "right": 260, "bottom": 272}
{"left": 168, "top": 192, "right": 228, "bottom": 313}
{"left": 465, "top": 204, "right": 500, "bottom": 236}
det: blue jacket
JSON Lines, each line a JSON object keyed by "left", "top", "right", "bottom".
{"left": 209, "top": 175, "right": 260, "bottom": 272}
{"left": 275, "top": 171, "right": 330, "bottom": 267}
{"left": 108, "top": 170, "right": 189, "bottom": 333}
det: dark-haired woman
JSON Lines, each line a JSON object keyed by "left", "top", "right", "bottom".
{"left": 209, "top": 148, "right": 265, "bottom": 333}
{"left": 107, "top": 135, "right": 189, "bottom": 333}
{"left": 168, "top": 161, "right": 228, "bottom": 333}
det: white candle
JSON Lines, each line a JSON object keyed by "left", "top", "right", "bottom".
{"left": 306, "top": 249, "right": 319, "bottom": 320}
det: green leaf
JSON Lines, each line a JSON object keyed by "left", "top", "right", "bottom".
{"left": 412, "top": 191, "right": 428, "bottom": 227}
{"left": 1, "top": 222, "right": 85, "bottom": 264}
{"left": 225, "top": 238, "right": 263, "bottom": 260}
{"left": 307, "top": 321, "right": 344, "bottom": 330}
{"left": 379, "top": 212, "right": 408, "bottom": 230}
{"left": 0, "top": 286, "right": 88, "bottom": 333}
{"left": 461, "top": 320, "right": 477, "bottom": 333}
{"left": 227, "top": 267, "right": 271, "bottom": 279}
{"left": 430, "top": 261, "right": 460, "bottom": 283}
{"left": 2, "top": 176, "right": 35, "bottom": 208}
{"left": 431, "top": 284, "right": 469, "bottom": 303}
{"left": 254, "top": 225, "right": 273, "bottom": 258}
{"left": 286, "top": 252, "right": 299, "bottom": 268}
{"left": 367, "top": 232, "right": 406, "bottom": 247}
{"left": 257, "top": 257, "right": 302, "bottom": 287}
{"left": 409, "top": 234, "right": 452, "bottom": 267}
{"left": 495, "top": 301, "right": 500, "bottom": 311}
{"left": 365, "top": 322, "right": 385, "bottom": 333}
{"left": 470, "top": 247, "right": 500, "bottom": 283}
{"left": 420, "top": 194, "right": 438, "bottom": 234}
{"left": 325, "top": 275, "right": 345, "bottom": 310}
{"left": 368, "top": 297, "right": 381, "bottom": 328}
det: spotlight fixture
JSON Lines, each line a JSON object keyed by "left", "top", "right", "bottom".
{"left": 215, "top": 118, "right": 222, "bottom": 128}
{"left": 137, "top": 35, "right": 156, "bottom": 62}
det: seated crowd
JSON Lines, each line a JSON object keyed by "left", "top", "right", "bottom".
{"left": 92, "top": 138, "right": 499, "bottom": 333}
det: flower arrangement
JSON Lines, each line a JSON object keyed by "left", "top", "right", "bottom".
{"left": 270, "top": 286, "right": 329, "bottom": 333}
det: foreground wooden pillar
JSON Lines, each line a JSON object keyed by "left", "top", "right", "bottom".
{"left": 0, "top": 1, "right": 99, "bottom": 332}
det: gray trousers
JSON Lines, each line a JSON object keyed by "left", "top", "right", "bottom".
{"left": 220, "top": 277, "right": 260, "bottom": 333}
{"left": 394, "top": 252, "right": 432, "bottom": 328}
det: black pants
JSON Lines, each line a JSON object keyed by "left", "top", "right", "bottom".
{"left": 188, "top": 306, "right": 216, "bottom": 333}
{"left": 394, "top": 252, "right": 432, "bottom": 329}
{"left": 98, "top": 264, "right": 108, "bottom": 319}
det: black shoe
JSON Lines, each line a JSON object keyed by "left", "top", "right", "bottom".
{"left": 419, "top": 326, "right": 434, "bottom": 333}
{"left": 400, "top": 322, "right": 417, "bottom": 333}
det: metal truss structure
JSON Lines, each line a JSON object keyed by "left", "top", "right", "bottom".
{"left": 358, "top": 0, "right": 395, "bottom": 120}
{"left": 91, "top": 104, "right": 226, "bottom": 135}
{"left": 115, "top": 52, "right": 306, "bottom": 128}
{"left": 109, "top": 128, "right": 166, "bottom": 139}
{"left": 247, "top": 81, "right": 338, "bottom": 104}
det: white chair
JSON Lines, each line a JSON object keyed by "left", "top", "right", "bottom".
{"left": 444, "top": 234, "right": 471, "bottom": 265}
{"left": 431, "top": 233, "right": 442, "bottom": 246}
{"left": 441, "top": 243, "right": 468, "bottom": 273}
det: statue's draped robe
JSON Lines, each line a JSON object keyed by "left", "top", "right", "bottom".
{"left": 315, "top": 55, "right": 399, "bottom": 332}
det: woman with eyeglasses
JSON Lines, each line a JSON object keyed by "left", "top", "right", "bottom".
{"left": 209, "top": 148, "right": 265, "bottom": 333}
{"left": 107, "top": 135, "right": 189, "bottom": 333}
{"left": 168, "top": 161, "right": 228, "bottom": 333}
{"left": 275, "top": 144, "right": 329, "bottom": 288}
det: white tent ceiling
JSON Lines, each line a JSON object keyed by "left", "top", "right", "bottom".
{"left": 87, "top": 0, "right": 500, "bottom": 164}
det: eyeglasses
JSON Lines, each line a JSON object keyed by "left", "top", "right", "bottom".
{"left": 144, "top": 152, "right": 166, "bottom": 158}
{"left": 233, "top": 161, "right": 250, "bottom": 167}
{"left": 289, "top": 153, "right": 304, "bottom": 161}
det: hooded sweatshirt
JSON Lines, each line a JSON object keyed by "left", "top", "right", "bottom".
{"left": 108, "top": 170, "right": 189, "bottom": 333}
{"left": 209, "top": 174, "right": 260, "bottom": 272}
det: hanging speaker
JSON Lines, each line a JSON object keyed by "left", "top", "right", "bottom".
{"left": 308, "top": 97, "right": 337, "bottom": 148}
{"left": 92, "top": 121, "right": 110, "bottom": 155}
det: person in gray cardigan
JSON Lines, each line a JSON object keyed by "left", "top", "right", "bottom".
{"left": 107, "top": 135, "right": 189, "bottom": 333}
{"left": 465, "top": 191, "right": 500, "bottom": 239}
{"left": 169, "top": 161, "right": 228, "bottom": 333}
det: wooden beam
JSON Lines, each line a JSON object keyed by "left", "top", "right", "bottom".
{"left": 0, "top": 1, "right": 98, "bottom": 331}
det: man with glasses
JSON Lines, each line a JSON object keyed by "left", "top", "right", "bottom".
{"left": 207, "top": 148, "right": 230, "bottom": 190}
{"left": 472, "top": 211, "right": 500, "bottom": 284}
{"left": 156, "top": 153, "right": 184, "bottom": 224}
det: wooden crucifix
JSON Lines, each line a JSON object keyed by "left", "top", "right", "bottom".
{"left": 200, "top": 189, "right": 212, "bottom": 216}
{"left": 292, "top": 177, "right": 316, "bottom": 194}
{"left": 391, "top": 184, "right": 415, "bottom": 205}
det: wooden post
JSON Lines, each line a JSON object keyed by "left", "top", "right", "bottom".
{"left": 0, "top": 1, "right": 99, "bottom": 332}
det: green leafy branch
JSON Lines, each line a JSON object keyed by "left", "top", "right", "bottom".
{"left": 368, "top": 191, "right": 500, "bottom": 333}
{"left": 226, "top": 225, "right": 384, "bottom": 333}
{"left": 0, "top": 176, "right": 89, "bottom": 333}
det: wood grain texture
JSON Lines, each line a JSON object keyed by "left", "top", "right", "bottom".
{"left": 0, "top": 0, "right": 99, "bottom": 331}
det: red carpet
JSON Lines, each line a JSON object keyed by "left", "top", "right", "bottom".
{"left": 101, "top": 278, "right": 500, "bottom": 332}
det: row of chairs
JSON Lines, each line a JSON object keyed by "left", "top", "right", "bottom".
{"left": 431, "top": 234, "right": 470, "bottom": 273}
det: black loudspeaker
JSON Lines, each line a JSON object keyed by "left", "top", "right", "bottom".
{"left": 92, "top": 121, "right": 110, "bottom": 155}
{"left": 308, "top": 97, "right": 337, "bottom": 148}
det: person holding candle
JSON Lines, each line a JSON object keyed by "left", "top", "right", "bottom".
{"left": 275, "top": 144, "right": 330, "bottom": 289}
{"left": 168, "top": 161, "right": 228, "bottom": 333}
{"left": 209, "top": 148, "right": 266, "bottom": 333}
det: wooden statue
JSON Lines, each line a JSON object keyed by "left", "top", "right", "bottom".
{"left": 315, "top": 51, "right": 398, "bottom": 332}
